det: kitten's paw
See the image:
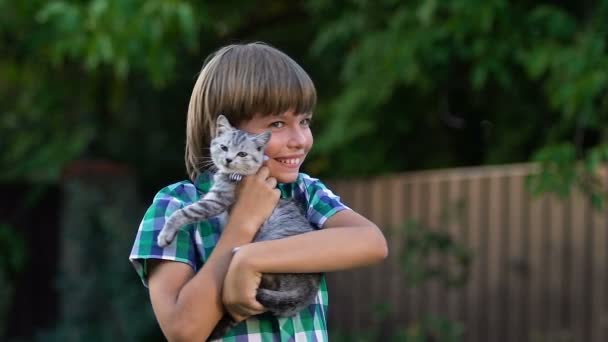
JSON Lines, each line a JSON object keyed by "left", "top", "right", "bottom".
{"left": 156, "top": 229, "right": 176, "bottom": 247}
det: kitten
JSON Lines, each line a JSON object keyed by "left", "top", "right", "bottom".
{"left": 156, "top": 115, "right": 321, "bottom": 339}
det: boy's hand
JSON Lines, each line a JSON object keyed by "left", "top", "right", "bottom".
{"left": 228, "top": 166, "right": 280, "bottom": 237}
{"left": 222, "top": 247, "right": 266, "bottom": 321}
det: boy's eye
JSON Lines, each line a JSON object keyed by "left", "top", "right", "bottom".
{"left": 237, "top": 152, "right": 248, "bottom": 157}
{"left": 220, "top": 145, "right": 228, "bottom": 151}
{"left": 301, "top": 118, "right": 312, "bottom": 126}
{"left": 270, "top": 121, "right": 285, "bottom": 128}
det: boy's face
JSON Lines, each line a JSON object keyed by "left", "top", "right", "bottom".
{"left": 238, "top": 110, "right": 313, "bottom": 183}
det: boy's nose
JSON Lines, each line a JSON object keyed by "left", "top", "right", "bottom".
{"left": 287, "top": 128, "right": 307, "bottom": 148}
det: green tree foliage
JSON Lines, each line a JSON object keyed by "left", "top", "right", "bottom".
{"left": 0, "top": 0, "right": 199, "bottom": 182}
{"left": 5, "top": 0, "right": 606, "bottom": 206}
{"left": 0, "top": 0, "right": 313, "bottom": 191}
{"left": 306, "top": 0, "right": 608, "bottom": 206}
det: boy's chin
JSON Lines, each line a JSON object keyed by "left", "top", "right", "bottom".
{"left": 273, "top": 171, "right": 299, "bottom": 184}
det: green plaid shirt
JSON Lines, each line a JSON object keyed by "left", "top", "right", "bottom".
{"left": 129, "top": 171, "right": 349, "bottom": 341}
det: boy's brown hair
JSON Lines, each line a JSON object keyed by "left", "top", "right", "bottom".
{"left": 185, "top": 42, "right": 317, "bottom": 182}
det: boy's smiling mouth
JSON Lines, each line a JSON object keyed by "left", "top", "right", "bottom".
{"left": 273, "top": 155, "right": 304, "bottom": 169}
{"left": 276, "top": 158, "right": 301, "bottom": 165}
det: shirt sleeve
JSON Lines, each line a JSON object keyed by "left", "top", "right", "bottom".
{"left": 129, "top": 184, "right": 199, "bottom": 287}
{"left": 300, "top": 175, "right": 350, "bottom": 229}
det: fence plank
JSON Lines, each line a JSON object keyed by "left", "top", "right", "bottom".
{"left": 368, "top": 177, "right": 383, "bottom": 325}
{"left": 507, "top": 175, "right": 526, "bottom": 342}
{"left": 583, "top": 200, "right": 594, "bottom": 342}
{"left": 419, "top": 179, "right": 430, "bottom": 319}
{"left": 402, "top": 180, "right": 417, "bottom": 327}
{"left": 459, "top": 178, "right": 471, "bottom": 336}
{"left": 389, "top": 176, "right": 407, "bottom": 332}
{"left": 548, "top": 194, "right": 567, "bottom": 341}
{"left": 592, "top": 207, "right": 607, "bottom": 342}
{"left": 571, "top": 191, "right": 586, "bottom": 342}
{"left": 427, "top": 177, "right": 443, "bottom": 318}
{"left": 499, "top": 175, "right": 511, "bottom": 342}
{"left": 408, "top": 178, "right": 424, "bottom": 321}
{"left": 352, "top": 181, "right": 368, "bottom": 330}
{"left": 466, "top": 176, "right": 482, "bottom": 342}
{"left": 487, "top": 172, "right": 504, "bottom": 342}
{"left": 527, "top": 192, "right": 546, "bottom": 341}
{"left": 444, "top": 176, "right": 465, "bottom": 328}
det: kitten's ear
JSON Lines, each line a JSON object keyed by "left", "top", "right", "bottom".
{"left": 215, "top": 115, "right": 233, "bottom": 136}
{"left": 253, "top": 131, "right": 271, "bottom": 148}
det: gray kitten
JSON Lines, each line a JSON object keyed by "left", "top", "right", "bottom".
{"left": 156, "top": 115, "right": 321, "bottom": 339}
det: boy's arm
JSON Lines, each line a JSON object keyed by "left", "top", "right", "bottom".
{"left": 147, "top": 216, "right": 265, "bottom": 342}
{"left": 230, "top": 209, "right": 387, "bottom": 273}
{"left": 221, "top": 209, "right": 388, "bottom": 316}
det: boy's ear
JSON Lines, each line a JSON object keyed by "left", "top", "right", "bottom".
{"left": 254, "top": 131, "right": 271, "bottom": 148}
{"left": 215, "top": 115, "right": 232, "bottom": 136}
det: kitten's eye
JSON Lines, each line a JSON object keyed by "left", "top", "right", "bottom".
{"left": 270, "top": 121, "right": 285, "bottom": 128}
{"left": 237, "top": 152, "right": 248, "bottom": 157}
{"left": 220, "top": 145, "right": 228, "bottom": 151}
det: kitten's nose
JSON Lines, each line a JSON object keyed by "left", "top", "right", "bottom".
{"left": 225, "top": 158, "right": 232, "bottom": 164}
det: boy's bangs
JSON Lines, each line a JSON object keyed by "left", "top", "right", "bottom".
{"left": 250, "top": 62, "right": 316, "bottom": 117}
{"left": 216, "top": 45, "right": 317, "bottom": 121}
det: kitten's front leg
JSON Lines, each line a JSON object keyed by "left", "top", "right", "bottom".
{"left": 157, "top": 191, "right": 234, "bottom": 247}
{"left": 156, "top": 209, "right": 191, "bottom": 247}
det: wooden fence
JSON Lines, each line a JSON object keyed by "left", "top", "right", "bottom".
{"left": 325, "top": 163, "right": 608, "bottom": 342}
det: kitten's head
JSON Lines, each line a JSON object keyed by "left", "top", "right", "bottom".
{"left": 210, "top": 115, "right": 271, "bottom": 175}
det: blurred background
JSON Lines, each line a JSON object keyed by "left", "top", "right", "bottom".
{"left": 2, "top": 0, "right": 608, "bottom": 341}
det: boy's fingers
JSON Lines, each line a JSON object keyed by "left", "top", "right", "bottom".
{"left": 266, "top": 177, "right": 277, "bottom": 188}
{"left": 256, "top": 166, "right": 270, "bottom": 180}
{"left": 273, "top": 189, "right": 281, "bottom": 199}
{"left": 230, "top": 312, "right": 247, "bottom": 323}
{"left": 228, "top": 303, "right": 265, "bottom": 322}
{"left": 248, "top": 299, "right": 266, "bottom": 312}
{"left": 227, "top": 306, "right": 247, "bottom": 321}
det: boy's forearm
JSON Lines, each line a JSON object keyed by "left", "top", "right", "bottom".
{"left": 167, "top": 247, "right": 231, "bottom": 340}
{"left": 162, "top": 220, "right": 258, "bottom": 340}
{"left": 179, "top": 226, "right": 251, "bottom": 305}
{"left": 235, "top": 225, "right": 388, "bottom": 274}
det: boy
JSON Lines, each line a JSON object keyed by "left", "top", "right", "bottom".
{"left": 130, "top": 42, "right": 388, "bottom": 341}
